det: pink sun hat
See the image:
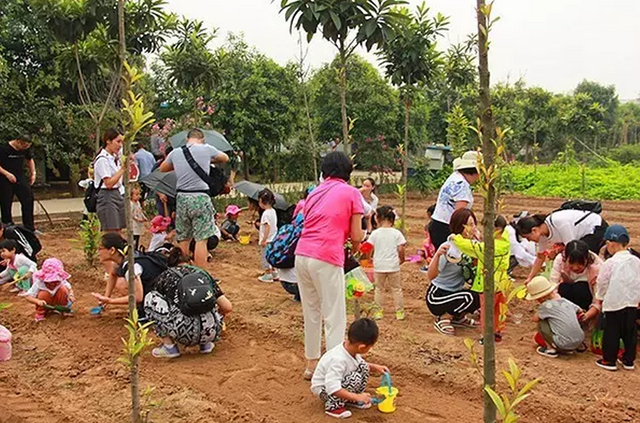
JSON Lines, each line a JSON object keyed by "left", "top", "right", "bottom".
{"left": 150, "top": 216, "right": 172, "bottom": 234}
{"left": 34, "top": 258, "right": 70, "bottom": 283}
{"left": 225, "top": 205, "right": 242, "bottom": 216}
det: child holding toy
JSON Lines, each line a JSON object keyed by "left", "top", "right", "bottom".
{"left": 221, "top": 205, "right": 241, "bottom": 241}
{"left": 24, "top": 258, "right": 75, "bottom": 322}
{"left": 368, "top": 206, "right": 406, "bottom": 321}
{"left": 525, "top": 275, "right": 585, "bottom": 358}
{"left": 450, "top": 215, "right": 511, "bottom": 342}
{"left": 311, "top": 318, "right": 390, "bottom": 419}
{"left": 258, "top": 189, "right": 278, "bottom": 283}
{"left": 0, "top": 239, "right": 37, "bottom": 295}
{"left": 588, "top": 225, "right": 640, "bottom": 371}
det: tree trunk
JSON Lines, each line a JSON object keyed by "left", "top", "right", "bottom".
{"left": 338, "top": 49, "right": 349, "bottom": 151}
{"left": 117, "top": 1, "right": 140, "bottom": 422}
{"left": 477, "top": 1, "right": 497, "bottom": 422}
{"left": 401, "top": 98, "right": 410, "bottom": 235}
{"left": 303, "top": 86, "right": 318, "bottom": 181}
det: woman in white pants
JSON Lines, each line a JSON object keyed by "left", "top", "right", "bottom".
{"left": 295, "top": 152, "right": 365, "bottom": 380}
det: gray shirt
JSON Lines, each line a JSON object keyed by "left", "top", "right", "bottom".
{"left": 538, "top": 298, "right": 585, "bottom": 350}
{"left": 150, "top": 135, "right": 166, "bottom": 157}
{"left": 431, "top": 242, "right": 465, "bottom": 292}
{"left": 166, "top": 143, "right": 221, "bottom": 192}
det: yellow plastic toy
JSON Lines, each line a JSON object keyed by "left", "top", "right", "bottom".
{"left": 238, "top": 235, "right": 251, "bottom": 245}
{"left": 375, "top": 372, "right": 399, "bottom": 413}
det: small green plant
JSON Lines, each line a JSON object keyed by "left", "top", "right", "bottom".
{"left": 78, "top": 213, "right": 102, "bottom": 267}
{"left": 464, "top": 339, "right": 540, "bottom": 422}
{"left": 0, "top": 302, "right": 11, "bottom": 325}
{"left": 140, "top": 385, "right": 162, "bottom": 423}
{"left": 118, "top": 308, "right": 155, "bottom": 368}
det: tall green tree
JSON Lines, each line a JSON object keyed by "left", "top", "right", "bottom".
{"left": 377, "top": 2, "right": 447, "bottom": 232}
{"left": 279, "top": 0, "right": 406, "bottom": 150}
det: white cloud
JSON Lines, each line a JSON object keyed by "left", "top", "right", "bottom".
{"left": 164, "top": 0, "right": 640, "bottom": 99}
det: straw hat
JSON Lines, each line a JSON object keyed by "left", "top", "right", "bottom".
{"left": 453, "top": 151, "right": 481, "bottom": 172}
{"left": 525, "top": 276, "right": 557, "bottom": 300}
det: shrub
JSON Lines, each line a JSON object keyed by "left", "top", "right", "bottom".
{"left": 608, "top": 144, "right": 640, "bottom": 165}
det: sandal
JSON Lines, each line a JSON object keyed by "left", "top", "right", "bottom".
{"left": 434, "top": 318, "right": 455, "bottom": 336}
{"left": 451, "top": 316, "right": 479, "bottom": 328}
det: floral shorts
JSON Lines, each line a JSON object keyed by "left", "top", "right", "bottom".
{"left": 176, "top": 193, "right": 217, "bottom": 242}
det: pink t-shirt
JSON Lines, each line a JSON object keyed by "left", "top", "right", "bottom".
{"left": 293, "top": 199, "right": 306, "bottom": 217}
{"left": 295, "top": 178, "right": 364, "bottom": 267}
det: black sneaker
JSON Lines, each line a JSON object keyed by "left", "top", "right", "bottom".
{"left": 595, "top": 359, "right": 617, "bottom": 371}
{"left": 618, "top": 359, "right": 635, "bottom": 370}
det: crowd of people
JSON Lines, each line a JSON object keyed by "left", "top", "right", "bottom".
{"left": 1, "top": 131, "right": 640, "bottom": 419}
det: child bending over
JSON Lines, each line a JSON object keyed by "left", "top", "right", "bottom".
{"left": 221, "top": 205, "right": 242, "bottom": 241}
{"left": 0, "top": 239, "right": 37, "bottom": 295}
{"left": 311, "top": 318, "right": 390, "bottom": 419}
{"left": 24, "top": 258, "right": 75, "bottom": 322}
{"left": 368, "top": 206, "right": 406, "bottom": 320}
{"left": 525, "top": 276, "right": 584, "bottom": 358}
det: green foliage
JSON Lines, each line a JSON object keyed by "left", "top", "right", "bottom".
{"left": 507, "top": 162, "right": 640, "bottom": 200}
{"left": 607, "top": 144, "right": 640, "bottom": 165}
{"left": 117, "top": 308, "right": 155, "bottom": 368}
{"left": 446, "top": 104, "right": 471, "bottom": 157}
{"left": 407, "top": 160, "right": 451, "bottom": 194}
{"left": 78, "top": 213, "right": 101, "bottom": 266}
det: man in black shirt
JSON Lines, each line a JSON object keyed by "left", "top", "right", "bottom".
{"left": 0, "top": 134, "right": 36, "bottom": 230}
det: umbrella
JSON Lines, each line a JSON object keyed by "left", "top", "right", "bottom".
{"left": 169, "top": 129, "right": 233, "bottom": 152}
{"left": 234, "top": 180, "right": 289, "bottom": 211}
{"left": 140, "top": 170, "right": 177, "bottom": 198}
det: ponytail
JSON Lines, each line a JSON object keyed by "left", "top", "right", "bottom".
{"left": 167, "top": 247, "right": 189, "bottom": 267}
{"left": 515, "top": 214, "right": 547, "bottom": 236}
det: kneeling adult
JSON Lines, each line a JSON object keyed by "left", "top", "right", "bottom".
{"left": 145, "top": 248, "right": 232, "bottom": 358}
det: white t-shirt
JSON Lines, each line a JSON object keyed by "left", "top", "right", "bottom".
{"left": 148, "top": 232, "right": 167, "bottom": 252}
{"left": 311, "top": 343, "right": 366, "bottom": 396}
{"left": 26, "top": 277, "right": 72, "bottom": 298}
{"left": 537, "top": 210, "right": 603, "bottom": 253}
{"left": 596, "top": 250, "right": 640, "bottom": 312}
{"left": 505, "top": 225, "right": 536, "bottom": 267}
{"left": 368, "top": 227, "right": 406, "bottom": 273}
{"left": 362, "top": 192, "right": 379, "bottom": 215}
{"left": 260, "top": 208, "right": 278, "bottom": 244}
{"left": 93, "top": 149, "right": 124, "bottom": 195}
{"left": 432, "top": 172, "right": 473, "bottom": 224}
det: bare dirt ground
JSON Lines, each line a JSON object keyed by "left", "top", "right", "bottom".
{"left": 2, "top": 194, "right": 640, "bottom": 423}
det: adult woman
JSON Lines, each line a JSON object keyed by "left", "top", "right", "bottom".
{"left": 295, "top": 152, "right": 365, "bottom": 379}
{"left": 91, "top": 233, "right": 167, "bottom": 319}
{"left": 93, "top": 129, "right": 127, "bottom": 232}
{"left": 429, "top": 151, "right": 480, "bottom": 249}
{"left": 516, "top": 209, "right": 607, "bottom": 283}
{"left": 145, "top": 248, "right": 232, "bottom": 358}
{"left": 426, "top": 208, "right": 480, "bottom": 336}
{"left": 550, "top": 240, "right": 603, "bottom": 311}
{"left": 360, "top": 177, "right": 379, "bottom": 233}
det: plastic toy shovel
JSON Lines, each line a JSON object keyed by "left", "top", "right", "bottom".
{"left": 90, "top": 304, "right": 104, "bottom": 315}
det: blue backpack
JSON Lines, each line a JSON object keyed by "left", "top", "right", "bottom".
{"left": 265, "top": 212, "right": 304, "bottom": 269}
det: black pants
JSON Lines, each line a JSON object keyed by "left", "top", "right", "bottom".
{"left": 603, "top": 307, "right": 638, "bottom": 365}
{"left": 426, "top": 284, "right": 480, "bottom": 318}
{"left": 134, "top": 235, "right": 141, "bottom": 251}
{"left": 281, "top": 281, "right": 301, "bottom": 301}
{"left": 0, "top": 179, "right": 34, "bottom": 231}
{"left": 429, "top": 219, "right": 450, "bottom": 250}
{"left": 558, "top": 281, "right": 592, "bottom": 311}
{"left": 581, "top": 221, "right": 608, "bottom": 254}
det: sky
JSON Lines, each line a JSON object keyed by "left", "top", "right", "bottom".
{"left": 164, "top": 0, "right": 640, "bottom": 100}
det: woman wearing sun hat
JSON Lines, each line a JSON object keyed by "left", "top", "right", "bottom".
{"left": 24, "top": 258, "right": 75, "bottom": 322}
{"left": 429, "top": 151, "right": 481, "bottom": 250}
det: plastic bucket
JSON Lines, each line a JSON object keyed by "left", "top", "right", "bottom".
{"left": 239, "top": 235, "right": 251, "bottom": 245}
{"left": 0, "top": 325, "right": 12, "bottom": 362}
{"left": 375, "top": 386, "right": 399, "bottom": 413}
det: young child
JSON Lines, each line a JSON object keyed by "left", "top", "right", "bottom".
{"left": 0, "top": 239, "right": 37, "bottom": 295}
{"left": 221, "top": 205, "right": 241, "bottom": 241}
{"left": 131, "top": 186, "right": 147, "bottom": 251}
{"left": 311, "top": 318, "right": 390, "bottom": 419}
{"left": 24, "top": 258, "right": 75, "bottom": 322}
{"left": 590, "top": 225, "right": 640, "bottom": 371}
{"left": 419, "top": 205, "right": 437, "bottom": 273}
{"left": 258, "top": 189, "right": 278, "bottom": 283}
{"left": 148, "top": 215, "right": 173, "bottom": 252}
{"left": 451, "top": 215, "right": 511, "bottom": 341}
{"left": 368, "top": 206, "right": 406, "bottom": 321}
{"left": 525, "top": 275, "right": 585, "bottom": 358}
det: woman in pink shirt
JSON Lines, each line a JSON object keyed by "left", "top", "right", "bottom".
{"left": 550, "top": 240, "right": 603, "bottom": 311}
{"left": 295, "top": 152, "right": 365, "bottom": 380}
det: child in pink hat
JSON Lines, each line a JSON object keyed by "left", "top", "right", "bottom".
{"left": 221, "top": 205, "right": 242, "bottom": 242}
{"left": 24, "top": 258, "right": 75, "bottom": 322}
{"left": 148, "top": 215, "right": 174, "bottom": 252}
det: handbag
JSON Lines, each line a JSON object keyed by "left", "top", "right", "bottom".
{"left": 181, "top": 146, "right": 227, "bottom": 197}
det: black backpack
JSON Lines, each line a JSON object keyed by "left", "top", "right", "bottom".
{"left": 4, "top": 224, "right": 41, "bottom": 261}
{"left": 182, "top": 146, "right": 228, "bottom": 197}
{"left": 552, "top": 200, "right": 603, "bottom": 226}
{"left": 84, "top": 180, "right": 102, "bottom": 213}
{"left": 175, "top": 267, "right": 217, "bottom": 316}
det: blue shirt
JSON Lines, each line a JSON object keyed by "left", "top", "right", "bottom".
{"left": 134, "top": 148, "right": 157, "bottom": 179}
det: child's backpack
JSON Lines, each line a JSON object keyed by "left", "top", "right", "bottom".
{"left": 275, "top": 205, "right": 296, "bottom": 228}
{"left": 266, "top": 212, "right": 304, "bottom": 269}
{"left": 174, "top": 267, "right": 217, "bottom": 316}
{"left": 552, "top": 200, "right": 603, "bottom": 226}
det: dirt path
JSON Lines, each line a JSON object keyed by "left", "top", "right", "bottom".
{"left": 1, "top": 194, "right": 639, "bottom": 422}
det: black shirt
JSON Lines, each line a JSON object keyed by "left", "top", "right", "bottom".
{"left": 0, "top": 143, "right": 32, "bottom": 182}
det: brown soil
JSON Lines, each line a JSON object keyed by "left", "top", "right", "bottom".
{"left": 1, "top": 194, "right": 640, "bottom": 423}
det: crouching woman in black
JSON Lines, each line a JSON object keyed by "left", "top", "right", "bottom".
{"left": 144, "top": 247, "right": 232, "bottom": 359}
